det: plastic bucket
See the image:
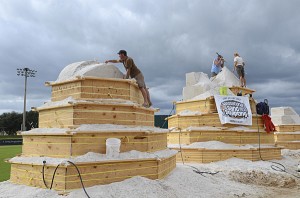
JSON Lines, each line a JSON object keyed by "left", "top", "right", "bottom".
{"left": 106, "top": 138, "right": 121, "bottom": 158}
{"left": 219, "top": 86, "right": 228, "bottom": 96}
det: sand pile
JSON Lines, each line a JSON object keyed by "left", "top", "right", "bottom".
{"left": 56, "top": 60, "right": 124, "bottom": 82}
{"left": 183, "top": 66, "right": 240, "bottom": 100}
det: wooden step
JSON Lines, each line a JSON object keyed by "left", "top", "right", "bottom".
{"left": 167, "top": 129, "right": 275, "bottom": 145}
{"left": 169, "top": 147, "right": 281, "bottom": 163}
{"left": 9, "top": 155, "right": 176, "bottom": 191}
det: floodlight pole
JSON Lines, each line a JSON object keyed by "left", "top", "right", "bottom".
{"left": 23, "top": 68, "right": 28, "bottom": 131}
{"left": 17, "top": 67, "right": 37, "bottom": 131}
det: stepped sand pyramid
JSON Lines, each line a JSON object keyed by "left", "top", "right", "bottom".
{"left": 272, "top": 106, "right": 300, "bottom": 149}
{"left": 167, "top": 67, "right": 282, "bottom": 163}
{"left": 8, "top": 61, "right": 176, "bottom": 192}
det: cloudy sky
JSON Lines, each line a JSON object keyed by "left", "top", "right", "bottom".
{"left": 0, "top": 0, "right": 299, "bottom": 116}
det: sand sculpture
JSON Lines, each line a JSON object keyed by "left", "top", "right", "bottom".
{"left": 8, "top": 61, "right": 177, "bottom": 192}
{"left": 167, "top": 67, "right": 285, "bottom": 163}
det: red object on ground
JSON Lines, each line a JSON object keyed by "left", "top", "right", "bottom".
{"left": 261, "top": 114, "right": 276, "bottom": 133}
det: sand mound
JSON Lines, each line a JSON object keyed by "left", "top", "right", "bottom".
{"left": 229, "top": 170, "right": 297, "bottom": 188}
{"left": 183, "top": 66, "right": 240, "bottom": 100}
{"left": 56, "top": 60, "right": 124, "bottom": 82}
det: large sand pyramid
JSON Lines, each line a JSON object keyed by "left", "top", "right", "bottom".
{"left": 8, "top": 61, "right": 176, "bottom": 192}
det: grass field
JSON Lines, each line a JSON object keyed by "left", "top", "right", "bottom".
{"left": 0, "top": 135, "right": 21, "bottom": 139}
{"left": 0, "top": 145, "right": 22, "bottom": 182}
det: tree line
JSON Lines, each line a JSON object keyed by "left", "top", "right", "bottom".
{"left": 0, "top": 111, "right": 38, "bottom": 135}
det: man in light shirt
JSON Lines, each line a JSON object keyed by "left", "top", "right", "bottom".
{"left": 233, "top": 52, "right": 246, "bottom": 87}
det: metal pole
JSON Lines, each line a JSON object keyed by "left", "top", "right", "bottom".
{"left": 17, "top": 67, "right": 36, "bottom": 131}
{"left": 22, "top": 68, "right": 28, "bottom": 131}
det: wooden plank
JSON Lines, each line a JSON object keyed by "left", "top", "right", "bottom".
{"left": 10, "top": 163, "right": 67, "bottom": 191}
{"left": 275, "top": 133, "right": 300, "bottom": 141}
{"left": 10, "top": 157, "right": 176, "bottom": 191}
{"left": 275, "top": 125, "right": 300, "bottom": 132}
{"left": 38, "top": 104, "right": 155, "bottom": 128}
{"left": 229, "top": 86, "right": 255, "bottom": 96}
{"left": 176, "top": 97, "right": 257, "bottom": 114}
{"left": 22, "top": 136, "right": 72, "bottom": 157}
{"left": 39, "top": 107, "right": 74, "bottom": 128}
{"left": 167, "top": 132, "right": 192, "bottom": 145}
{"left": 21, "top": 132, "right": 167, "bottom": 158}
{"left": 167, "top": 114, "right": 264, "bottom": 130}
{"left": 50, "top": 78, "right": 144, "bottom": 104}
{"left": 275, "top": 141, "right": 300, "bottom": 150}
{"left": 172, "top": 147, "right": 281, "bottom": 163}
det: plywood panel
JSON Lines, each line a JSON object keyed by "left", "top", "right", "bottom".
{"left": 167, "top": 114, "right": 264, "bottom": 130}
{"left": 173, "top": 147, "right": 281, "bottom": 163}
{"left": 176, "top": 97, "right": 257, "bottom": 114}
{"left": 21, "top": 132, "right": 167, "bottom": 158}
{"left": 275, "top": 125, "right": 300, "bottom": 132}
{"left": 10, "top": 156, "right": 176, "bottom": 191}
{"left": 38, "top": 104, "right": 154, "bottom": 128}
{"left": 50, "top": 78, "right": 144, "bottom": 104}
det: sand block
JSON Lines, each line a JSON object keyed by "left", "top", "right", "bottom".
{"left": 271, "top": 107, "right": 300, "bottom": 125}
{"left": 271, "top": 107, "right": 299, "bottom": 116}
{"left": 183, "top": 84, "right": 211, "bottom": 101}
{"left": 185, "top": 72, "right": 210, "bottom": 86}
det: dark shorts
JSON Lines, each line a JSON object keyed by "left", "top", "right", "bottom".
{"left": 134, "top": 73, "right": 146, "bottom": 88}
{"left": 236, "top": 65, "right": 245, "bottom": 78}
{"left": 211, "top": 72, "right": 218, "bottom": 77}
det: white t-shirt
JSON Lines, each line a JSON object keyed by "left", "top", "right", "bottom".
{"left": 234, "top": 56, "right": 244, "bottom": 66}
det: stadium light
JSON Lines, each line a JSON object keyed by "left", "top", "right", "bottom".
{"left": 16, "top": 67, "right": 37, "bottom": 131}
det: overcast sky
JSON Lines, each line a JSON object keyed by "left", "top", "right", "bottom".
{"left": 0, "top": 0, "right": 299, "bottom": 116}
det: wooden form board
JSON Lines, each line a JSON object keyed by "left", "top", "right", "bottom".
{"left": 275, "top": 141, "right": 300, "bottom": 150}
{"left": 229, "top": 86, "right": 256, "bottom": 96}
{"left": 9, "top": 155, "right": 176, "bottom": 191}
{"left": 167, "top": 113, "right": 264, "bottom": 130}
{"left": 38, "top": 103, "right": 155, "bottom": 128}
{"left": 22, "top": 132, "right": 167, "bottom": 158}
{"left": 274, "top": 133, "right": 300, "bottom": 142}
{"left": 173, "top": 147, "right": 281, "bottom": 163}
{"left": 176, "top": 97, "right": 257, "bottom": 114}
{"left": 275, "top": 125, "right": 300, "bottom": 132}
{"left": 167, "top": 130, "right": 275, "bottom": 145}
{"left": 49, "top": 77, "right": 144, "bottom": 104}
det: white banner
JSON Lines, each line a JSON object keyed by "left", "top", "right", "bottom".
{"left": 214, "top": 95, "right": 252, "bottom": 125}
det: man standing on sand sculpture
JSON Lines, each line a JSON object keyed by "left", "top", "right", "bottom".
{"left": 233, "top": 52, "right": 246, "bottom": 87}
{"left": 105, "top": 50, "right": 152, "bottom": 108}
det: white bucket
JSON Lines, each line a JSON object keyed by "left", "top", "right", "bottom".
{"left": 106, "top": 138, "right": 121, "bottom": 158}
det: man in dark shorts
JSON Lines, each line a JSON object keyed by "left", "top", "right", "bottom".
{"left": 105, "top": 50, "right": 152, "bottom": 107}
{"left": 233, "top": 52, "right": 246, "bottom": 87}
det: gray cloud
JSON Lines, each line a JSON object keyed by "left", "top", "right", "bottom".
{"left": 0, "top": 0, "right": 299, "bottom": 115}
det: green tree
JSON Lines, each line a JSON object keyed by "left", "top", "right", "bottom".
{"left": 0, "top": 111, "right": 38, "bottom": 135}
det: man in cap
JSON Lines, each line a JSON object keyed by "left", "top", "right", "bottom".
{"left": 211, "top": 54, "right": 224, "bottom": 77}
{"left": 105, "top": 50, "right": 152, "bottom": 107}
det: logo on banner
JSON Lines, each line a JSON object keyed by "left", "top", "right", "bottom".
{"left": 220, "top": 100, "right": 249, "bottom": 119}
{"left": 214, "top": 95, "right": 252, "bottom": 125}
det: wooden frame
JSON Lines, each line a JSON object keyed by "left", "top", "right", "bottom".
{"left": 229, "top": 86, "right": 255, "bottom": 96}
{"left": 172, "top": 147, "right": 281, "bottom": 163}
{"left": 22, "top": 131, "right": 168, "bottom": 158}
{"left": 10, "top": 155, "right": 176, "bottom": 191}
{"left": 38, "top": 102, "right": 156, "bottom": 128}
{"left": 167, "top": 130, "right": 275, "bottom": 145}
{"left": 167, "top": 113, "right": 264, "bottom": 130}
{"left": 47, "top": 77, "right": 144, "bottom": 105}
{"left": 275, "top": 124, "right": 300, "bottom": 132}
{"left": 176, "top": 97, "right": 257, "bottom": 114}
